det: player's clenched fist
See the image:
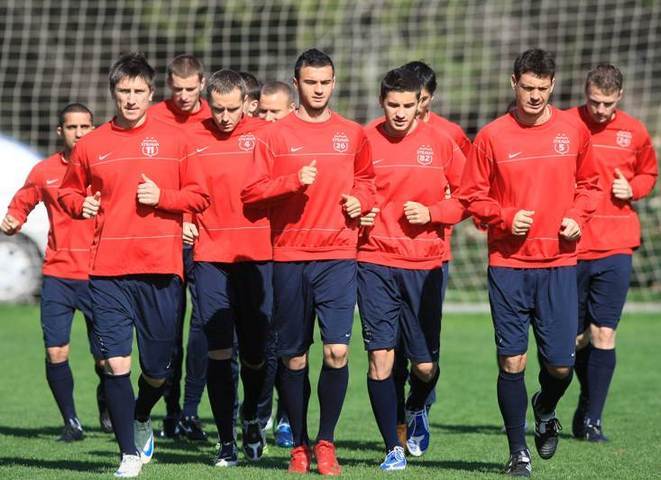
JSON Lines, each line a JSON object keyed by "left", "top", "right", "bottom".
{"left": 0, "top": 214, "right": 21, "bottom": 235}
{"left": 341, "top": 194, "right": 362, "bottom": 218}
{"left": 298, "top": 159, "right": 317, "bottom": 186}
{"left": 82, "top": 191, "right": 101, "bottom": 218}
{"left": 360, "top": 207, "right": 380, "bottom": 227}
{"left": 512, "top": 209, "right": 535, "bottom": 235}
{"left": 403, "top": 201, "right": 431, "bottom": 225}
{"left": 137, "top": 173, "right": 161, "bottom": 206}
{"left": 182, "top": 222, "right": 199, "bottom": 245}
{"left": 612, "top": 168, "right": 633, "bottom": 200}
{"left": 560, "top": 217, "right": 581, "bottom": 240}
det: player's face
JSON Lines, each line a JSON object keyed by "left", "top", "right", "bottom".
{"left": 259, "top": 91, "right": 295, "bottom": 122}
{"left": 168, "top": 74, "right": 205, "bottom": 113}
{"left": 511, "top": 72, "right": 555, "bottom": 118}
{"left": 244, "top": 98, "right": 260, "bottom": 117}
{"left": 210, "top": 88, "right": 245, "bottom": 133}
{"left": 418, "top": 87, "right": 433, "bottom": 118}
{"left": 585, "top": 86, "right": 622, "bottom": 124}
{"left": 294, "top": 66, "right": 335, "bottom": 112}
{"left": 113, "top": 76, "right": 153, "bottom": 127}
{"left": 381, "top": 90, "right": 419, "bottom": 137}
{"left": 57, "top": 112, "right": 93, "bottom": 151}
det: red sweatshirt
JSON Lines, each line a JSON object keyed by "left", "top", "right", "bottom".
{"left": 149, "top": 99, "right": 211, "bottom": 131}
{"left": 58, "top": 116, "right": 210, "bottom": 278}
{"left": 358, "top": 121, "right": 466, "bottom": 270}
{"left": 458, "top": 106, "right": 601, "bottom": 268}
{"left": 7, "top": 152, "right": 93, "bottom": 280}
{"left": 188, "top": 116, "right": 272, "bottom": 262}
{"left": 241, "top": 111, "right": 376, "bottom": 261}
{"left": 567, "top": 106, "right": 658, "bottom": 259}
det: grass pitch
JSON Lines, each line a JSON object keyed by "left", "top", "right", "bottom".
{"left": 0, "top": 304, "right": 659, "bottom": 479}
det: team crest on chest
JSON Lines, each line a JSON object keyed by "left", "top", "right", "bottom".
{"left": 416, "top": 145, "right": 434, "bottom": 166}
{"left": 616, "top": 130, "right": 632, "bottom": 148}
{"left": 238, "top": 133, "right": 256, "bottom": 152}
{"left": 552, "top": 133, "right": 570, "bottom": 155}
{"left": 141, "top": 137, "right": 160, "bottom": 157}
{"left": 332, "top": 132, "right": 350, "bottom": 153}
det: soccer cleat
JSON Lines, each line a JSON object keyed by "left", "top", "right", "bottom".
{"left": 314, "top": 440, "right": 341, "bottom": 476}
{"left": 531, "top": 391, "right": 562, "bottom": 460}
{"left": 274, "top": 418, "right": 294, "bottom": 448}
{"left": 396, "top": 423, "right": 407, "bottom": 449}
{"left": 213, "top": 441, "right": 238, "bottom": 467}
{"left": 159, "top": 414, "right": 181, "bottom": 439}
{"left": 113, "top": 453, "right": 142, "bottom": 478}
{"left": 242, "top": 419, "right": 266, "bottom": 461}
{"left": 178, "top": 415, "right": 208, "bottom": 441}
{"left": 504, "top": 448, "right": 532, "bottom": 477}
{"left": 134, "top": 418, "right": 154, "bottom": 464}
{"left": 572, "top": 394, "right": 588, "bottom": 438}
{"left": 288, "top": 445, "right": 312, "bottom": 474}
{"left": 584, "top": 422, "right": 609, "bottom": 442}
{"left": 405, "top": 408, "right": 430, "bottom": 457}
{"left": 379, "top": 446, "right": 407, "bottom": 471}
{"left": 58, "top": 417, "right": 84, "bottom": 442}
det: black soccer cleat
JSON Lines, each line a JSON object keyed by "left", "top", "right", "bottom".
{"left": 178, "top": 415, "right": 208, "bottom": 441}
{"left": 532, "top": 391, "right": 562, "bottom": 460}
{"left": 242, "top": 419, "right": 265, "bottom": 461}
{"left": 159, "top": 414, "right": 181, "bottom": 439}
{"left": 58, "top": 417, "right": 84, "bottom": 442}
{"left": 504, "top": 448, "right": 532, "bottom": 477}
{"left": 214, "top": 441, "right": 238, "bottom": 467}
{"left": 584, "top": 422, "right": 609, "bottom": 443}
{"left": 572, "top": 394, "right": 588, "bottom": 438}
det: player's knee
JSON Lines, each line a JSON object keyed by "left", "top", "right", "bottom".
{"left": 368, "top": 350, "right": 393, "bottom": 380}
{"left": 545, "top": 365, "right": 572, "bottom": 379}
{"left": 46, "top": 345, "right": 70, "bottom": 363}
{"left": 283, "top": 354, "right": 307, "bottom": 371}
{"left": 590, "top": 325, "right": 616, "bottom": 349}
{"left": 323, "top": 344, "right": 348, "bottom": 368}
{"left": 412, "top": 362, "right": 437, "bottom": 382}
{"left": 208, "top": 348, "right": 233, "bottom": 360}
{"left": 498, "top": 354, "right": 527, "bottom": 373}
{"left": 141, "top": 374, "right": 166, "bottom": 387}
{"left": 576, "top": 330, "right": 591, "bottom": 350}
{"left": 241, "top": 358, "right": 265, "bottom": 370}
{"left": 105, "top": 356, "right": 131, "bottom": 376}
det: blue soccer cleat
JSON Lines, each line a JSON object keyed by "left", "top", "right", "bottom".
{"left": 274, "top": 418, "right": 294, "bottom": 448}
{"left": 134, "top": 418, "right": 154, "bottom": 464}
{"left": 379, "top": 446, "right": 407, "bottom": 471}
{"left": 405, "top": 408, "right": 430, "bottom": 456}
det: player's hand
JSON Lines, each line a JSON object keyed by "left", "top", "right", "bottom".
{"left": 612, "top": 168, "right": 633, "bottom": 200}
{"left": 182, "top": 222, "right": 199, "bottom": 245}
{"left": 341, "top": 194, "right": 362, "bottom": 218}
{"left": 0, "top": 214, "right": 21, "bottom": 235}
{"left": 512, "top": 209, "right": 535, "bottom": 235}
{"left": 137, "top": 173, "right": 161, "bottom": 206}
{"left": 560, "top": 217, "right": 581, "bottom": 240}
{"left": 82, "top": 191, "right": 101, "bottom": 219}
{"left": 360, "top": 207, "right": 380, "bottom": 227}
{"left": 298, "top": 160, "right": 317, "bottom": 186}
{"left": 404, "top": 201, "right": 431, "bottom": 225}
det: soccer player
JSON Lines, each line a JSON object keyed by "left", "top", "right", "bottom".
{"left": 1, "top": 103, "right": 109, "bottom": 441}
{"left": 358, "top": 67, "right": 466, "bottom": 470}
{"left": 258, "top": 80, "right": 296, "bottom": 122}
{"left": 458, "top": 49, "right": 601, "bottom": 477}
{"left": 240, "top": 71, "right": 262, "bottom": 117}
{"left": 567, "top": 64, "right": 658, "bottom": 442}
{"left": 149, "top": 53, "right": 211, "bottom": 441}
{"left": 242, "top": 48, "right": 375, "bottom": 475}
{"left": 58, "top": 52, "right": 209, "bottom": 478}
{"left": 186, "top": 69, "right": 271, "bottom": 466}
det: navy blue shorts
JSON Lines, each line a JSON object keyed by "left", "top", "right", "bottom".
{"left": 90, "top": 274, "right": 181, "bottom": 379}
{"left": 577, "top": 254, "right": 632, "bottom": 332}
{"left": 195, "top": 261, "right": 272, "bottom": 364}
{"left": 441, "top": 261, "right": 450, "bottom": 305}
{"left": 357, "top": 263, "right": 443, "bottom": 363}
{"left": 273, "top": 260, "right": 356, "bottom": 357}
{"left": 488, "top": 266, "right": 577, "bottom": 367}
{"left": 41, "top": 275, "right": 100, "bottom": 358}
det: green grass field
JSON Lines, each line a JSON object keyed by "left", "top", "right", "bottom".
{"left": 0, "top": 304, "right": 659, "bottom": 479}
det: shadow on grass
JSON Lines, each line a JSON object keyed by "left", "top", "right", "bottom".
{"left": 340, "top": 456, "right": 502, "bottom": 474}
{"left": 0, "top": 456, "right": 109, "bottom": 473}
{"left": 0, "top": 425, "right": 64, "bottom": 438}
{"left": 431, "top": 422, "right": 503, "bottom": 435}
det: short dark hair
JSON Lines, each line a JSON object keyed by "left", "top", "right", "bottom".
{"left": 109, "top": 52, "right": 155, "bottom": 92}
{"left": 261, "top": 80, "right": 295, "bottom": 104}
{"left": 58, "top": 103, "right": 93, "bottom": 126}
{"left": 401, "top": 61, "right": 436, "bottom": 95}
{"left": 294, "top": 48, "right": 334, "bottom": 80}
{"left": 167, "top": 54, "right": 204, "bottom": 80}
{"left": 585, "top": 63, "right": 623, "bottom": 94}
{"left": 380, "top": 67, "right": 422, "bottom": 100}
{"left": 240, "top": 71, "right": 262, "bottom": 101}
{"left": 206, "top": 69, "right": 246, "bottom": 99}
{"left": 513, "top": 49, "right": 556, "bottom": 81}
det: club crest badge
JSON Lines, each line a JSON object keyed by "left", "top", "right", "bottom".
{"left": 332, "top": 132, "right": 350, "bottom": 153}
{"left": 553, "top": 133, "right": 570, "bottom": 155}
{"left": 141, "top": 137, "right": 159, "bottom": 157}
{"left": 416, "top": 145, "right": 434, "bottom": 166}
{"left": 238, "top": 133, "right": 256, "bottom": 152}
{"left": 616, "top": 130, "right": 632, "bottom": 148}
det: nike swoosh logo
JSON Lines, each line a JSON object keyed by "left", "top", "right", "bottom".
{"left": 196, "top": 146, "right": 209, "bottom": 154}
{"left": 46, "top": 179, "right": 59, "bottom": 185}
{"left": 372, "top": 159, "right": 384, "bottom": 164}
{"left": 508, "top": 152, "right": 522, "bottom": 159}
{"left": 98, "top": 153, "right": 111, "bottom": 160}
{"left": 290, "top": 146, "right": 304, "bottom": 152}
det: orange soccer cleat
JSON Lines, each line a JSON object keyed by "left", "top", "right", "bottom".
{"left": 314, "top": 440, "right": 342, "bottom": 476}
{"left": 288, "top": 445, "right": 312, "bottom": 474}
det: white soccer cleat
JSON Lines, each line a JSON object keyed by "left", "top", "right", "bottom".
{"left": 134, "top": 418, "right": 154, "bottom": 464}
{"left": 114, "top": 453, "right": 142, "bottom": 478}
